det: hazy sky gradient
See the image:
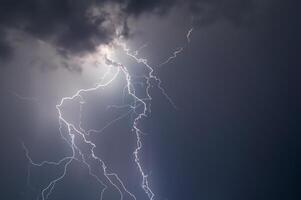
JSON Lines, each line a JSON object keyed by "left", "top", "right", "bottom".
{"left": 0, "top": 1, "right": 298, "bottom": 200}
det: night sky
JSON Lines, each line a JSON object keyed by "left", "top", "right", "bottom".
{"left": 0, "top": 1, "right": 298, "bottom": 200}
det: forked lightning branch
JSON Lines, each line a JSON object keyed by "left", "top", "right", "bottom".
{"left": 21, "top": 28, "right": 193, "bottom": 200}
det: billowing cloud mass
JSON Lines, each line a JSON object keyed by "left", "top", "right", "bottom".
{"left": 0, "top": 0, "right": 255, "bottom": 60}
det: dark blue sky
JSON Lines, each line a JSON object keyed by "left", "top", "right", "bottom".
{"left": 0, "top": 1, "right": 298, "bottom": 200}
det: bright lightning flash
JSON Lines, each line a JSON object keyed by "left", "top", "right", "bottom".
{"left": 21, "top": 28, "right": 193, "bottom": 200}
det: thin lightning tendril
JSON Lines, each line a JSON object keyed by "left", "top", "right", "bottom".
{"left": 158, "top": 47, "right": 184, "bottom": 68}
{"left": 159, "top": 27, "right": 193, "bottom": 69}
{"left": 10, "top": 91, "right": 39, "bottom": 103}
{"left": 187, "top": 28, "right": 193, "bottom": 43}
{"left": 21, "top": 28, "right": 193, "bottom": 200}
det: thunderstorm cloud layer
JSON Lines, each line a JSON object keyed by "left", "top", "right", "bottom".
{"left": 0, "top": 0, "right": 257, "bottom": 61}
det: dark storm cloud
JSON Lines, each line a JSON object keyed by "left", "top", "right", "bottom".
{"left": 188, "top": 0, "right": 256, "bottom": 26}
{"left": 122, "top": 0, "right": 174, "bottom": 15}
{"left": 0, "top": 0, "right": 111, "bottom": 58}
{"left": 0, "top": 31, "right": 12, "bottom": 61}
{"left": 0, "top": 0, "right": 256, "bottom": 60}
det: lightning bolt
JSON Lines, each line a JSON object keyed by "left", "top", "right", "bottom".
{"left": 186, "top": 28, "right": 193, "bottom": 43}
{"left": 158, "top": 47, "right": 184, "bottom": 68}
{"left": 159, "top": 27, "right": 193, "bottom": 69}
{"left": 10, "top": 91, "right": 39, "bottom": 103}
{"left": 21, "top": 27, "right": 193, "bottom": 200}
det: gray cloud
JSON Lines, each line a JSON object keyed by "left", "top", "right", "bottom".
{"left": 189, "top": 0, "right": 256, "bottom": 26}
{"left": 0, "top": 30, "right": 12, "bottom": 61}
{"left": 0, "top": 0, "right": 256, "bottom": 60}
